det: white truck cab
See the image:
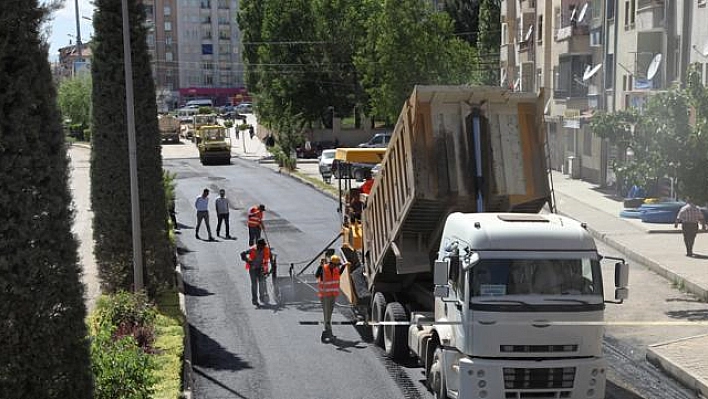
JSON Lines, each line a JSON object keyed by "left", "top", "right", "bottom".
{"left": 409, "top": 212, "right": 629, "bottom": 399}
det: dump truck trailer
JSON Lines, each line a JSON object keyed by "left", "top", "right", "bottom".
{"left": 158, "top": 115, "right": 181, "bottom": 143}
{"left": 338, "top": 86, "right": 628, "bottom": 399}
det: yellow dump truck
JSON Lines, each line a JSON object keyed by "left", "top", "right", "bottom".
{"left": 197, "top": 125, "right": 231, "bottom": 165}
{"left": 337, "top": 85, "right": 628, "bottom": 399}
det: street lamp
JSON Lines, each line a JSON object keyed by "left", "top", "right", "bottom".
{"left": 73, "top": 0, "right": 83, "bottom": 60}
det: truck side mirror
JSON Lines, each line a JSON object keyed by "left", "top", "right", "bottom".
{"left": 614, "top": 262, "right": 629, "bottom": 288}
{"left": 434, "top": 260, "right": 448, "bottom": 286}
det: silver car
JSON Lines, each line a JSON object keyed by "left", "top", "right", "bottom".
{"left": 318, "top": 149, "right": 337, "bottom": 183}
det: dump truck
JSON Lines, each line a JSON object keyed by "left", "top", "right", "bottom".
{"left": 338, "top": 86, "right": 629, "bottom": 399}
{"left": 158, "top": 115, "right": 181, "bottom": 144}
{"left": 197, "top": 125, "right": 231, "bottom": 165}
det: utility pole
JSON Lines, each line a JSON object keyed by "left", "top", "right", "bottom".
{"left": 122, "top": 0, "right": 144, "bottom": 291}
{"left": 74, "top": 0, "right": 83, "bottom": 60}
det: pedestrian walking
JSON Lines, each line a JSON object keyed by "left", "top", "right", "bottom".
{"left": 169, "top": 198, "right": 178, "bottom": 230}
{"left": 244, "top": 238, "right": 271, "bottom": 307}
{"left": 247, "top": 204, "right": 266, "bottom": 246}
{"left": 215, "top": 189, "right": 232, "bottom": 238}
{"left": 195, "top": 188, "right": 214, "bottom": 241}
{"left": 674, "top": 197, "right": 707, "bottom": 256}
{"left": 315, "top": 254, "right": 348, "bottom": 342}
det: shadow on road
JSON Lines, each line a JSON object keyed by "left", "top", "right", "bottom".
{"left": 330, "top": 337, "right": 367, "bottom": 352}
{"left": 190, "top": 323, "right": 252, "bottom": 371}
{"left": 192, "top": 366, "right": 250, "bottom": 399}
{"left": 666, "top": 309, "right": 708, "bottom": 321}
{"left": 183, "top": 281, "right": 214, "bottom": 297}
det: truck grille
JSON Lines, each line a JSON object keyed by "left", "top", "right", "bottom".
{"left": 500, "top": 345, "right": 578, "bottom": 353}
{"left": 503, "top": 367, "right": 575, "bottom": 390}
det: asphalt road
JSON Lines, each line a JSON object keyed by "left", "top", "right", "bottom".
{"left": 165, "top": 141, "right": 705, "bottom": 399}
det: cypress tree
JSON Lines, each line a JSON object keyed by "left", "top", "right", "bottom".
{"left": 477, "top": 0, "right": 501, "bottom": 85}
{"left": 91, "top": 0, "right": 174, "bottom": 295}
{"left": 0, "top": 1, "right": 93, "bottom": 396}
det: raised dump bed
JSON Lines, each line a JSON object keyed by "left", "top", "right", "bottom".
{"left": 361, "top": 86, "right": 551, "bottom": 292}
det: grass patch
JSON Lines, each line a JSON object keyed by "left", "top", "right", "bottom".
{"left": 291, "top": 169, "right": 338, "bottom": 197}
{"left": 152, "top": 287, "right": 185, "bottom": 399}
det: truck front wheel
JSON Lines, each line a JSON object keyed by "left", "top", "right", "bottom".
{"left": 383, "top": 302, "right": 408, "bottom": 360}
{"left": 371, "top": 292, "right": 387, "bottom": 347}
{"left": 428, "top": 347, "right": 448, "bottom": 399}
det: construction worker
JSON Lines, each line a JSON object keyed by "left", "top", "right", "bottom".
{"left": 245, "top": 238, "right": 271, "bottom": 307}
{"left": 315, "top": 254, "right": 348, "bottom": 342}
{"left": 247, "top": 204, "right": 266, "bottom": 246}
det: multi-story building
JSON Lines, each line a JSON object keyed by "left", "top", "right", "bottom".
{"left": 54, "top": 42, "right": 93, "bottom": 81}
{"left": 501, "top": 0, "right": 708, "bottom": 188}
{"left": 142, "top": 0, "right": 247, "bottom": 110}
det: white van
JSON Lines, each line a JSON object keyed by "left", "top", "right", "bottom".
{"left": 186, "top": 99, "right": 213, "bottom": 108}
{"left": 177, "top": 107, "right": 198, "bottom": 122}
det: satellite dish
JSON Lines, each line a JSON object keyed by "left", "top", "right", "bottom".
{"left": 500, "top": 69, "right": 507, "bottom": 86}
{"left": 583, "top": 63, "right": 602, "bottom": 81}
{"left": 570, "top": 7, "right": 577, "bottom": 22}
{"left": 525, "top": 25, "right": 534, "bottom": 42}
{"left": 646, "top": 53, "right": 662, "bottom": 80}
{"left": 514, "top": 77, "right": 521, "bottom": 91}
{"left": 544, "top": 98, "right": 552, "bottom": 115}
{"left": 577, "top": 3, "right": 589, "bottom": 23}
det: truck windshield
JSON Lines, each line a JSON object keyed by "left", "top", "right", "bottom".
{"left": 470, "top": 258, "right": 602, "bottom": 297}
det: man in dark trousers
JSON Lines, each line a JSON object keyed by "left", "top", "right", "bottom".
{"left": 215, "top": 189, "right": 232, "bottom": 238}
{"left": 315, "top": 254, "right": 348, "bottom": 342}
{"left": 675, "top": 196, "right": 707, "bottom": 256}
{"left": 194, "top": 188, "right": 214, "bottom": 241}
{"left": 245, "top": 238, "right": 271, "bottom": 307}
{"left": 247, "top": 204, "right": 266, "bottom": 246}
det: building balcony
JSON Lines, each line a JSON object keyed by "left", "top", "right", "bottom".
{"left": 553, "top": 53, "right": 591, "bottom": 99}
{"left": 555, "top": 25, "right": 590, "bottom": 55}
{"left": 636, "top": 0, "right": 665, "bottom": 31}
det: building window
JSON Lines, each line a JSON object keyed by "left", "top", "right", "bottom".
{"left": 537, "top": 15, "right": 543, "bottom": 42}
{"left": 607, "top": 0, "right": 615, "bottom": 20}
{"left": 166, "top": 52, "right": 173, "bottom": 62}
{"left": 164, "top": 5, "right": 171, "bottom": 16}
{"left": 554, "top": 54, "right": 591, "bottom": 98}
{"left": 699, "top": 0, "right": 707, "bottom": 7}
{"left": 200, "top": 0, "right": 211, "bottom": 9}
{"left": 164, "top": 21, "right": 172, "bottom": 31}
{"left": 501, "top": 22, "right": 508, "bottom": 45}
{"left": 605, "top": 54, "right": 614, "bottom": 89}
{"left": 202, "top": 44, "right": 213, "bottom": 55}
{"left": 583, "top": 130, "right": 593, "bottom": 156}
{"left": 590, "top": 28, "right": 602, "bottom": 46}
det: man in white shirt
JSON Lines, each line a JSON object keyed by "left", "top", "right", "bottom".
{"left": 215, "top": 189, "right": 232, "bottom": 239}
{"left": 195, "top": 188, "right": 214, "bottom": 241}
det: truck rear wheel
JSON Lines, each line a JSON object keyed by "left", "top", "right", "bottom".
{"left": 383, "top": 302, "right": 408, "bottom": 360}
{"left": 371, "top": 292, "right": 387, "bottom": 347}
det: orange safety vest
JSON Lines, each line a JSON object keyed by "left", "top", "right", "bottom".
{"left": 248, "top": 206, "right": 263, "bottom": 228}
{"left": 245, "top": 246, "right": 270, "bottom": 273}
{"left": 318, "top": 263, "right": 341, "bottom": 298}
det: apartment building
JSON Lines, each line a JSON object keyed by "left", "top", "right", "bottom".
{"left": 501, "top": 0, "right": 708, "bottom": 187}
{"left": 142, "top": 0, "right": 247, "bottom": 109}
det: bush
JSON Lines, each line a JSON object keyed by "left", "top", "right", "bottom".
{"left": 223, "top": 120, "right": 234, "bottom": 128}
{"left": 91, "top": 329, "right": 155, "bottom": 399}
{"left": 89, "top": 291, "right": 158, "bottom": 399}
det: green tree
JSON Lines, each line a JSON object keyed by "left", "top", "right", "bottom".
{"left": 354, "top": 0, "right": 479, "bottom": 122}
{"left": 477, "top": 0, "right": 501, "bottom": 85}
{"left": 0, "top": 1, "right": 93, "bottom": 396}
{"left": 91, "top": 0, "right": 174, "bottom": 295}
{"left": 443, "top": 0, "right": 480, "bottom": 45}
{"left": 58, "top": 73, "right": 92, "bottom": 128}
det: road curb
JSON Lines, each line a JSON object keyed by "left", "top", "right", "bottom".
{"left": 646, "top": 335, "right": 708, "bottom": 398}
{"left": 175, "top": 260, "right": 194, "bottom": 399}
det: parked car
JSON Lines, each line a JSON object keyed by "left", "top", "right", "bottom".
{"left": 357, "top": 132, "right": 391, "bottom": 148}
{"left": 221, "top": 111, "right": 247, "bottom": 122}
{"left": 318, "top": 149, "right": 337, "bottom": 183}
{"left": 235, "top": 102, "right": 253, "bottom": 114}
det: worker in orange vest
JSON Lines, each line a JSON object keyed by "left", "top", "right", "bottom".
{"left": 247, "top": 204, "right": 266, "bottom": 246}
{"left": 244, "top": 238, "right": 271, "bottom": 307}
{"left": 315, "top": 254, "right": 348, "bottom": 342}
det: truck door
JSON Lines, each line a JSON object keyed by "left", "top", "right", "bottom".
{"left": 447, "top": 249, "right": 466, "bottom": 350}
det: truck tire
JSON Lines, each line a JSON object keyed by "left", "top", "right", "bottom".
{"left": 428, "top": 347, "right": 448, "bottom": 399}
{"left": 383, "top": 302, "right": 408, "bottom": 360}
{"left": 371, "top": 292, "right": 387, "bottom": 347}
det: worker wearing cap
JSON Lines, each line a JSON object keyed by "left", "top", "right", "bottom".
{"left": 245, "top": 238, "right": 271, "bottom": 307}
{"left": 247, "top": 204, "right": 266, "bottom": 246}
{"left": 315, "top": 254, "right": 348, "bottom": 342}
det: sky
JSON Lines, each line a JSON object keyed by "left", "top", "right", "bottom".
{"left": 46, "top": 0, "right": 96, "bottom": 61}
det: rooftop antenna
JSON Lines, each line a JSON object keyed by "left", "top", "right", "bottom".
{"left": 646, "top": 53, "right": 662, "bottom": 80}
{"left": 577, "top": 3, "right": 589, "bottom": 23}
{"left": 583, "top": 63, "right": 602, "bottom": 81}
